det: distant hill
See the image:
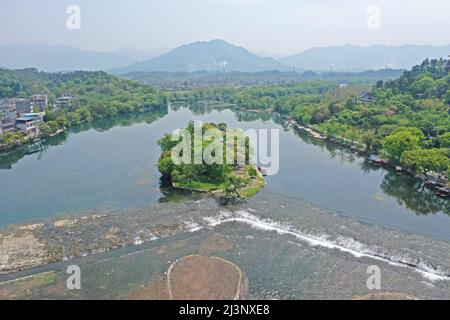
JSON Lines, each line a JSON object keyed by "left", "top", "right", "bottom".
{"left": 113, "top": 47, "right": 169, "bottom": 62}
{"left": 281, "top": 44, "right": 450, "bottom": 72}
{"left": 114, "top": 39, "right": 291, "bottom": 73}
{"left": 0, "top": 44, "right": 159, "bottom": 72}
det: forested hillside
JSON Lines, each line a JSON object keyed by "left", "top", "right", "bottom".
{"left": 0, "top": 68, "right": 167, "bottom": 148}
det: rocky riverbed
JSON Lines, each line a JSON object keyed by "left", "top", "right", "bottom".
{"left": 1, "top": 190, "right": 450, "bottom": 299}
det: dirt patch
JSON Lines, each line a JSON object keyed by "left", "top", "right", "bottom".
{"left": 167, "top": 255, "right": 244, "bottom": 300}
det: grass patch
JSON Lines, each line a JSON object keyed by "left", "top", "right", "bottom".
{"left": 174, "top": 180, "right": 226, "bottom": 192}
{"left": 173, "top": 164, "right": 265, "bottom": 199}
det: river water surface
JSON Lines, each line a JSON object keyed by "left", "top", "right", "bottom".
{"left": 0, "top": 106, "right": 449, "bottom": 239}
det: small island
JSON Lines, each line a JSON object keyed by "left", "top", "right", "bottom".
{"left": 157, "top": 121, "right": 265, "bottom": 199}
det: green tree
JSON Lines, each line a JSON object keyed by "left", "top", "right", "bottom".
{"left": 157, "top": 154, "right": 175, "bottom": 178}
{"left": 0, "top": 131, "right": 24, "bottom": 147}
{"left": 361, "top": 130, "right": 375, "bottom": 151}
{"left": 445, "top": 90, "right": 450, "bottom": 105}
{"left": 383, "top": 127, "right": 424, "bottom": 162}
{"left": 248, "top": 167, "right": 257, "bottom": 178}
{"left": 345, "top": 127, "right": 359, "bottom": 145}
{"left": 224, "top": 176, "right": 247, "bottom": 198}
{"left": 402, "top": 148, "right": 449, "bottom": 176}
{"left": 410, "top": 76, "right": 434, "bottom": 97}
{"left": 440, "top": 132, "right": 450, "bottom": 148}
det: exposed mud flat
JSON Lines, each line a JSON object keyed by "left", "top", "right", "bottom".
{"left": 167, "top": 255, "right": 245, "bottom": 300}
{"left": 1, "top": 191, "right": 450, "bottom": 299}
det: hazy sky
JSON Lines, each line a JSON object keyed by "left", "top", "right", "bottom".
{"left": 1, "top": 0, "right": 449, "bottom": 54}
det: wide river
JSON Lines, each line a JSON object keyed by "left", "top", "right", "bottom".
{"left": 0, "top": 105, "right": 449, "bottom": 241}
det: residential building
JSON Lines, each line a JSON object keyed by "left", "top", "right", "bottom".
{"left": 31, "top": 95, "right": 48, "bottom": 112}
{"left": 11, "top": 98, "right": 31, "bottom": 116}
{"left": 15, "top": 113, "right": 42, "bottom": 135}
{"left": 359, "top": 92, "right": 376, "bottom": 103}
{"left": 0, "top": 99, "right": 18, "bottom": 133}
{"left": 55, "top": 94, "right": 73, "bottom": 110}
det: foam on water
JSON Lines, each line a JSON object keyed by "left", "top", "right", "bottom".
{"left": 204, "top": 209, "right": 450, "bottom": 282}
{"left": 184, "top": 221, "right": 202, "bottom": 232}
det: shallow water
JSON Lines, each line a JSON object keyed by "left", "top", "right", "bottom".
{"left": 1, "top": 194, "right": 449, "bottom": 299}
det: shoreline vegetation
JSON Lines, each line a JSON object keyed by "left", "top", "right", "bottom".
{"left": 172, "top": 163, "right": 266, "bottom": 199}
{"left": 157, "top": 121, "right": 265, "bottom": 199}
{"left": 0, "top": 68, "right": 168, "bottom": 153}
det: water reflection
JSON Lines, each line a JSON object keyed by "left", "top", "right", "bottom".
{"left": 0, "top": 133, "right": 69, "bottom": 169}
{"left": 0, "top": 104, "right": 448, "bottom": 219}
{"left": 0, "top": 107, "right": 168, "bottom": 169}
{"left": 381, "top": 171, "right": 450, "bottom": 216}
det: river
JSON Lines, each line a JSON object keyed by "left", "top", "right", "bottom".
{"left": 0, "top": 105, "right": 449, "bottom": 239}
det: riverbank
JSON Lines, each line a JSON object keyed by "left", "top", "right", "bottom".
{"left": 0, "top": 134, "right": 38, "bottom": 154}
{"left": 287, "top": 118, "right": 450, "bottom": 196}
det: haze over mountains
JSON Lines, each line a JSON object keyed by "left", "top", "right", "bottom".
{"left": 1, "top": 41, "right": 449, "bottom": 73}
{"left": 113, "top": 40, "right": 291, "bottom": 74}
{"left": 0, "top": 44, "right": 166, "bottom": 72}
{"left": 282, "top": 44, "right": 450, "bottom": 72}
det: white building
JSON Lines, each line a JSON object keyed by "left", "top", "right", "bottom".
{"left": 31, "top": 95, "right": 48, "bottom": 112}
{"left": 11, "top": 98, "right": 31, "bottom": 116}
{"left": 55, "top": 94, "right": 73, "bottom": 110}
{"left": 0, "top": 99, "right": 18, "bottom": 133}
{"left": 15, "top": 113, "right": 43, "bottom": 135}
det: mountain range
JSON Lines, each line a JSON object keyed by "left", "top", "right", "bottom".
{"left": 281, "top": 44, "right": 450, "bottom": 71}
{"left": 0, "top": 44, "right": 166, "bottom": 72}
{"left": 113, "top": 40, "right": 291, "bottom": 74}
{"left": 1, "top": 41, "right": 449, "bottom": 73}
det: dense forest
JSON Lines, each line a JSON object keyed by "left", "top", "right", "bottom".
{"left": 0, "top": 68, "right": 167, "bottom": 148}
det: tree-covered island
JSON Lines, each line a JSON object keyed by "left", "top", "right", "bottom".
{"left": 157, "top": 121, "right": 265, "bottom": 199}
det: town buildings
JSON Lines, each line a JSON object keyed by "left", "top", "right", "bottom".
{"left": 15, "top": 113, "right": 43, "bottom": 135}
{"left": 0, "top": 97, "right": 45, "bottom": 136}
{"left": 0, "top": 99, "right": 17, "bottom": 133}
{"left": 11, "top": 98, "right": 32, "bottom": 116}
{"left": 31, "top": 95, "right": 48, "bottom": 112}
{"left": 55, "top": 94, "right": 73, "bottom": 110}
